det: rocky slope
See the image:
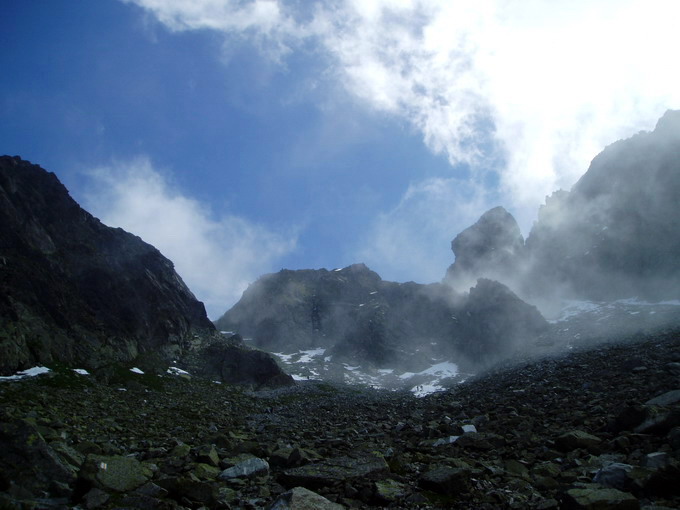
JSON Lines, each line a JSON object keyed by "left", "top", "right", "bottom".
{"left": 0, "top": 156, "right": 291, "bottom": 387}
{"left": 1, "top": 328, "right": 678, "bottom": 509}
{"left": 216, "top": 264, "right": 547, "bottom": 370}
{"left": 446, "top": 110, "right": 680, "bottom": 309}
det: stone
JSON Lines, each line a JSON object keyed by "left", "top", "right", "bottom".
{"left": 83, "top": 488, "right": 110, "bottom": 509}
{"left": 643, "top": 452, "right": 669, "bottom": 469}
{"left": 374, "top": 479, "right": 409, "bottom": 503}
{"left": 433, "top": 435, "right": 460, "bottom": 447}
{"left": 0, "top": 416, "right": 77, "bottom": 498}
{"left": 281, "top": 453, "right": 389, "bottom": 489}
{"left": 564, "top": 486, "right": 639, "bottom": 509}
{"left": 158, "top": 477, "right": 218, "bottom": 505}
{"left": 79, "top": 454, "right": 152, "bottom": 492}
{"left": 645, "top": 390, "right": 680, "bottom": 406}
{"left": 219, "top": 457, "right": 270, "bottom": 479}
{"left": 192, "top": 462, "right": 221, "bottom": 480}
{"left": 593, "top": 463, "right": 633, "bottom": 490}
{"left": 194, "top": 444, "right": 220, "bottom": 466}
{"left": 419, "top": 466, "right": 472, "bottom": 495}
{"left": 504, "top": 459, "right": 529, "bottom": 478}
{"left": 634, "top": 407, "right": 680, "bottom": 435}
{"left": 270, "top": 448, "right": 294, "bottom": 467}
{"left": 461, "top": 424, "right": 477, "bottom": 434}
{"left": 556, "top": 430, "right": 602, "bottom": 451}
{"left": 288, "top": 447, "right": 322, "bottom": 467}
{"left": 268, "top": 486, "right": 344, "bottom": 509}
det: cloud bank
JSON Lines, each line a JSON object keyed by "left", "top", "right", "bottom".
{"left": 83, "top": 157, "right": 296, "bottom": 318}
{"left": 123, "top": 0, "right": 680, "bottom": 281}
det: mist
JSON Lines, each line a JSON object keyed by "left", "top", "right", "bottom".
{"left": 82, "top": 156, "right": 297, "bottom": 318}
{"left": 125, "top": 0, "right": 680, "bottom": 286}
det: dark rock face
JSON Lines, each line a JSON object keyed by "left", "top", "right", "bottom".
{"left": 525, "top": 110, "right": 680, "bottom": 301}
{"left": 186, "top": 334, "right": 294, "bottom": 388}
{"left": 456, "top": 279, "right": 547, "bottom": 365}
{"left": 444, "top": 110, "right": 680, "bottom": 305}
{"left": 445, "top": 206, "right": 524, "bottom": 291}
{"left": 0, "top": 156, "right": 291, "bottom": 387}
{"left": 0, "top": 156, "right": 212, "bottom": 373}
{"left": 216, "top": 264, "right": 547, "bottom": 368}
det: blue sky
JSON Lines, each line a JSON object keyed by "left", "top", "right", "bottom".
{"left": 2, "top": 0, "right": 679, "bottom": 318}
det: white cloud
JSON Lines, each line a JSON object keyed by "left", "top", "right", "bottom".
{"left": 123, "top": 0, "right": 680, "bottom": 281}
{"left": 356, "top": 177, "right": 494, "bottom": 283}
{"left": 83, "top": 157, "right": 296, "bottom": 318}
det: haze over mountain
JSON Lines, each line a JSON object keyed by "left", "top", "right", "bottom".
{"left": 217, "top": 110, "right": 680, "bottom": 387}
{"left": 446, "top": 110, "right": 680, "bottom": 313}
{"left": 3, "top": 1, "right": 680, "bottom": 318}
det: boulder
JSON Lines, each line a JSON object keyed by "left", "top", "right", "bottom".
{"left": 419, "top": 466, "right": 472, "bottom": 495}
{"left": 268, "top": 486, "right": 344, "bottom": 510}
{"left": 564, "top": 486, "right": 639, "bottom": 509}
{"left": 219, "top": 457, "right": 270, "bottom": 479}
{"left": 556, "top": 430, "right": 602, "bottom": 452}
{"left": 79, "top": 454, "right": 152, "bottom": 492}
{"left": 281, "top": 453, "right": 389, "bottom": 489}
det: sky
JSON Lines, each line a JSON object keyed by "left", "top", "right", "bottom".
{"left": 2, "top": 0, "right": 679, "bottom": 319}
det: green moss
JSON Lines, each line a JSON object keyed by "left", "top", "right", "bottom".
{"left": 37, "top": 362, "right": 94, "bottom": 389}
{"left": 106, "top": 364, "right": 165, "bottom": 391}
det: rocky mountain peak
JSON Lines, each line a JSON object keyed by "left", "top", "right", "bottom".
{"left": 443, "top": 110, "right": 680, "bottom": 307}
{"left": 0, "top": 156, "right": 292, "bottom": 387}
{"left": 444, "top": 206, "right": 524, "bottom": 291}
{"left": 654, "top": 108, "right": 680, "bottom": 139}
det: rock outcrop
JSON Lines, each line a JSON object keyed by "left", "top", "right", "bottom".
{"left": 216, "top": 263, "right": 547, "bottom": 368}
{"left": 0, "top": 156, "right": 292, "bottom": 387}
{"left": 444, "top": 206, "right": 524, "bottom": 291}
{"left": 444, "top": 110, "right": 680, "bottom": 306}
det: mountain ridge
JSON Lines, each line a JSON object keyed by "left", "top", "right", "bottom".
{"left": 0, "top": 155, "right": 292, "bottom": 387}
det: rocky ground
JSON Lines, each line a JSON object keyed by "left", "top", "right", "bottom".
{"left": 1, "top": 328, "right": 679, "bottom": 509}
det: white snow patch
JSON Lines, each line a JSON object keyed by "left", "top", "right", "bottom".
{"left": 73, "top": 369, "right": 90, "bottom": 375}
{"left": 418, "top": 362, "right": 459, "bottom": 378}
{"left": 291, "top": 374, "right": 308, "bottom": 381}
{"left": 297, "top": 348, "right": 325, "bottom": 363}
{"left": 344, "top": 364, "right": 360, "bottom": 371}
{"left": 378, "top": 368, "right": 394, "bottom": 375}
{"left": 324, "top": 356, "right": 332, "bottom": 362}
{"left": 551, "top": 300, "right": 602, "bottom": 322}
{"left": 272, "top": 352, "right": 295, "bottom": 363}
{"left": 130, "top": 367, "right": 144, "bottom": 374}
{"left": 369, "top": 291, "right": 378, "bottom": 295}
{"left": 411, "top": 383, "right": 444, "bottom": 397}
{"left": 333, "top": 268, "right": 342, "bottom": 272}
{"left": 462, "top": 424, "right": 477, "bottom": 434}
{"left": 167, "top": 367, "right": 190, "bottom": 376}
{"left": 0, "top": 366, "right": 51, "bottom": 381}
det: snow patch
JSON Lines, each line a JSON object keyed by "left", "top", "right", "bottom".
{"left": 130, "top": 367, "right": 144, "bottom": 374}
{"left": 298, "top": 348, "right": 325, "bottom": 363}
{"left": 167, "top": 367, "right": 190, "bottom": 376}
{"left": 73, "top": 369, "right": 90, "bottom": 375}
{"left": 0, "top": 366, "right": 51, "bottom": 381}
{"left": 411, "top": 383, "right": 445, "bottom": 397}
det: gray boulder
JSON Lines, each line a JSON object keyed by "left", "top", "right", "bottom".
{"left": 268, "top": 486, "right": 344, "bottom": 509}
